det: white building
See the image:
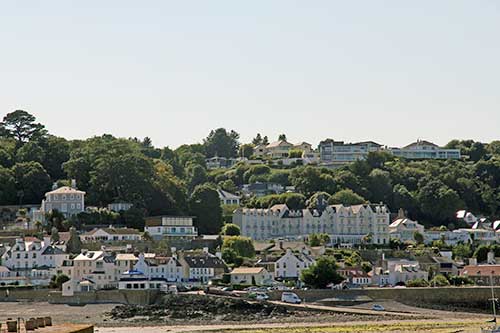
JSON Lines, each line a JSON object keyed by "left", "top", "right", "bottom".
{"left": 233, "top": 203, "right": 390, "bottom": 245}
{"left": 230, "top": 267, "right": 273, "bottom": 286}
{"left": 180, "top": 251, "right": 227, "bottom": 283}
{"left": 424, "top": 229, "right": 471, "bottom": 246}
{"left": 274, "top": 248, "right": 315, "bottom": 279}
{"left": 118, "top": 270, "right": 168, "bottom": 290}
{"left": 388, "top": 209, "right": 425, "bottom": 243}
{"left": 41, "top": 185, "right": 85, "bottom": 218}
{"left": 389, "top": 140, "right": 461, "bottom": 160}
{"left": 318, "top": 140, "right": 382, "bottom": 166}
{"left": 372, "top": 259, "right": 428, "bottom": 286}
{"left": 81, "top": 227, "right": 141, "bottom": 243}
{"left": 218, "top": 189, "right": 241, "bottom": 206}
{"left": 133, "top": 253, "right": 184, "bottom": 282}
{"left": 145, "top": 216, "right": 198, "bottom": 240}
{"left": 70, "top": 250, "right": 117, "bottom": 290}
{"left": 108, "top": 202, "right": 133, "bottom": 212}
{"left": 0, "top": 237, "right": 69, "bottom": 286}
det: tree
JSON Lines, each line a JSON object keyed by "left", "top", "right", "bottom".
{"left": 329, "top": 189, "right": 366, "bottom": 205}
{"left": 262, "top": 136, "right": 269, "bottom": 145}
{"left": 189, "top": 183, "right": 223, "bottom": 234}
{"left": 406, "top": 278, "right": 429, "bottom": 287}
{"left": 452, "top": 243, "right": 472, "bottom": 259}
{"left": 219, "top": 179, "right": 238, "bottom": 194}
{"left": 221, "top": 223, "right": 241, "bottom": 236}
{"left": 204, "top": 128, "right": 240, "bottom": 158}
{"left": 413, "top": 232, "right": 424, "bottom": 245}
{"left": 49, "top": 273, "right": 70, "bottom": 290}
{"left": 430, "top": 274, "right": 450, "bottom": 287}
{"left": 300, "top": 256, "right": 344, "bottom": 288}
{"left": 252, "top": 134, "right": 263, "bottom": 146}
{"left": 0, "top": 166, "right": 16, "bottom": 204}
{"left": 306, "top": 192, "right": 331, "bottom": 210}
{"left": 186, "top": 164, "right": 207, "bottom": 192}
{"left": 367, "top": 169, "right": 392, "bottom": 204}
{"left": 51, "top": 227, "right": 60, "bottom": 242}
{"left": 222, "top": 236, "right": 255, "bottom": 258}
{"left": 66, "top": 227, "right": 82, "bottom": 254}
{"left": 288, "top": 150, "right": 303, "bottom": 158}
{"left": 278, "top": 134, "right": 287, "bottom": 141}
{"left": 474, "top": 245, "right": 490, "bottom": 263}
{"left": 0, "top": 110, "right": 47, "bottom": 147}
{"left": 46, "top": 209, "right": 67, "bottom": 232}
{"left": 12, "top": 162, "right": 52, "bottom": 204}
{"left": 239, "top": 144, "right": 254, "bottom": 158}
{"left": 416, "top": 179, "right": 463, "bottom": 226}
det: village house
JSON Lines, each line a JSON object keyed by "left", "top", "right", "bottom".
{"left": 217, "top": 189, "right": 241, "bottom": 206}
{"left": 461, "top": 265, "right": 500, "bottom": 286}
{"left": 80, "top": 227, "right": 141, "bottom": 243}
{"left": 388, "top": 209, "right": 425, "bottom": 243}
{"left": 274, "top": 248, "right": 315, "bottom": 280}
{"left": 179, "top": 250, "right": 228, "bottom": 284}
{"left": 0, "top": 236, "right": 69, "bottom": 286}
{"left": 133, "top": 253, "right": 184, "bottom": 282}
{"left": 389, "top": 140, "right": 461, "bottom": 160}
{"left": 230, "top": 267, "right": 273, "bottom": 286}
{"left": 40, "top": 183, "right": 85, "bottom": 219}
{"left": 144, "top": 216, "right": 198, "bottom": 240}
{"left": 372, "top": 258, "right": 428, "bottom": 286}
{"left": 338, "top": 267, "right": 372, "bottom": 287}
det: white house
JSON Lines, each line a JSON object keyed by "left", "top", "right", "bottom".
{"left": 145, "top": 216, "right": 198, "bottom": 240}
{"left": 180, "top": 251, "right": 227, "bottom": 284}
{"left": 0, "top": 236, "right": 69, "bottom": 286}
{"left": 388, "top": 209, "right": 425, "bottom": 242}
{"left": 372, "top": 259, "right": 428, "bottom": 286}
{"left": 133, "top": 253, "right": 184, "bottom": 282}
{"left": 274, "top": 249, "right": 315, "bottom": 279}
{"left": 230, "top": 267, "right": 273, "bottom": 286}
{"left": 389, "top": 140, "right": 461, "bottom": 160}
{"left": 81, "top": 227, "right": 141, "bottom": 243}
{"left": 218, "top": 189, "right": 241, "bottom": 206}
{"left": 71, "top": 250, "right": 117, "bottom": 290}
{"left": 118, "top": 270, "right": 168, "bottom": 290}
{"left": 40, "top": 185, "right": 85, "bottom": 218}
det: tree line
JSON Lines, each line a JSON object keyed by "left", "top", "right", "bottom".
{"left": 1, "top": 110, "right": 500, "bottom": 233}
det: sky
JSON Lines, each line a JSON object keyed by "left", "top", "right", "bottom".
{"left": 1, "top": 1, "right": 499, "bottom": 149}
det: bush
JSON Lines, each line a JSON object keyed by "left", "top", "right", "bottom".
{"left": 430, "top": 274, "right": 450, "bottom": 287}
{"left": 406, "top": 278, "right": 429, "bottom": 287}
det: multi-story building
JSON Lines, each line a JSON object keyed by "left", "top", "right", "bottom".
{"left": 233, "top": 203, "right": 390, "bottom": 245}
{"left": 144, "top": 216, "right": 198, "bottom": 240}
{"left": 133, "top": 253, "right": 184, "bottom": 282}
{"left": 107, "top": 202, "right": 133, "bottom": 212}
{"left": 0, "top": 236, "right": 69, "bottom": 286}
{"left": 318, "top": 140, "right": 382, "bottom": 166}
{"left": 241, "top": 182, "right": 285, "bottom": 197}
{"left": 388, "top": 209, "right": 425, "bottom": 243}
{"left": 40, "top": 185, "right": 85, "bottom": 218}
{"left": 70, "top": 250, "right": 117, "bottom": 290}
{"left": 389, "top": 140, "right": 461, "bottom": 160}
{"left": 80, "top": 227, "right": 141, "bottom": 243}
{"left": 424, "top": 229, "right": 471, "bottom": 246}
{"left": 179, "top": 251, "right": 228, "bottom": 283}
{"left": 274, "top": 248, "right": 315, "bottom": 280}
{"left": 252, "top": 140, "right": 315, "bottom": 159}
{"left": 372, "top": 258, "right": 428, "bottom": 286}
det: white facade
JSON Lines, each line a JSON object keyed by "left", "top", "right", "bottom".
{"left": 389, "top": 140, "right": 461, "bottom": 160}
{"left": 81, "top": 227, "right": 141, "bottom": 243}
{"left": 318, "top": 140, "right": 382, "bottom": 165}
{"left": 230, "top": 267, "right": 273, "bottom": 286}
{"left": 1, "top": 237, "right": 69, "bottom": 286}
{"left": 145, "top": 216, "right": 198, "bottom": 240}
{"left": 71, "top": 251, "right": 117, "bottom": 290}
{"left": 233, "top": 203, "right": 390, "bottom": 245}
{"left": 274, "top": 249, "right": 314, "bottom": 279}
{"left": 133, "top": 253, "right": 184, "bottom": 282}
{"left": 218, "top": 189, "right": 241, "bottom": 206}
{"left": 389, "top": 210, "right": 425, "bottom": 242}
{"left": 41, "top": 186, "right": 85, "bottom": 218}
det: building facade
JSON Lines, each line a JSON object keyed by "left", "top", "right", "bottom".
{"left": 389, "top": 140, "right": 461, "bottom": 160}
{"left": 41, "top": 186, "right": 85, "bottom": 218}
{"left": 145, "top": 216, "right": 198, "bottom": 240}
{"left": 318, "top": 140, "right": 382, "bottom": 166}
{"left": 233, "top": 203, "right": 390, "bottom": 245}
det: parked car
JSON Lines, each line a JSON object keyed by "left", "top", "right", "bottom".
{"left": 281, "top": 292, "right": 301, "bottom": 304}
{"left": 372, "top": 304, "right": 385, "bottom": 311}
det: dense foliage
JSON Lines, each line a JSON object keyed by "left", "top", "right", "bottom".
{"left": 2, "top": 110, "right": 500, "bottom": 232}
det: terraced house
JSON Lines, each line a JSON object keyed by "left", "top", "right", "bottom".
{"left": 233, "top": 203, "right": 390, "bottom": 245}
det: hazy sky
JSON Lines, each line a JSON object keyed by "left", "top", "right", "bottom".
{"left": 1, "top": 1, "right": 499, "bottom": 149}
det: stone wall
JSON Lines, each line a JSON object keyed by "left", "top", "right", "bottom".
{"left": 47, "top": 289, "right": 161, "bottom": 305}
{"left": 269, "top": 287, "right": 500, "bottom": 310}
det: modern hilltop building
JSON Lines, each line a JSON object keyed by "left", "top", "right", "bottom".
{"left": 389, "top": 140, "right": 461, "bottom": 160}
{"left": 233, "top": 203, "right": 390, "bottom": 245}
{"left": 318, "top": 140, "right": 382, "bottom": 166}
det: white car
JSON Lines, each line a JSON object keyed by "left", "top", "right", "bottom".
{"left": 281, "top": 292, "right": 301, "bottom": 304}
{"left": 372, "top": 304, "right": 385, "bottom": 311}
{"left": 255, "top": 292, "right": 269, "bottom": 301}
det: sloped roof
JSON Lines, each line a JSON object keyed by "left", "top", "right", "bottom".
{"left": 462, "top": 265, "right": 500, "bottom": 276}
{"left": 217, "top": 189, "right": 240, "bottom": 200}
{"left": 46, "top": 186, "right": 85, "bottom": 195}
{"left": 183, "top": 253, "right": 227, "bottom": 269}
{"left": 230, "top": 267, "right": 265, "bottom": 275}
{"left": 266, "top": 140, "right": 293, "bottom": 148}
{"left": 86, "top": 227, "right": 140, "bottom": 236}
{"left": 41, "top": 246, "right": 66, "bottom": 255}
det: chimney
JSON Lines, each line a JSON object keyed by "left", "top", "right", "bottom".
{"left": 71, "top": 179, "right": 77, "bottom": 189}
{"left": 469, "top": 257, "right": 478, "bottom": 266}
{"left": 43, "top": 236, "right": 51, "bottom": 246}
{"left": 397, "top": 208, "right": 405, "bottom": 219}
{"left": 279, "top": 241, "right": 284, "bottom": 250}
{"left": 52, "top": 182, "right": 58, "bottom": 191}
